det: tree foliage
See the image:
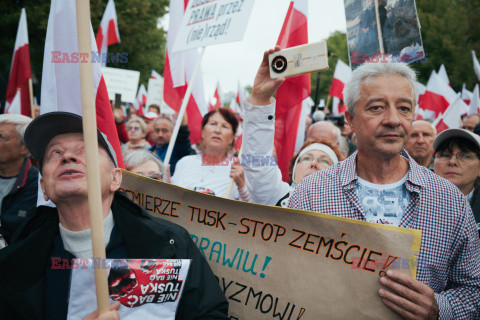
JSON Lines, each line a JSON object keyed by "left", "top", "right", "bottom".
{"left": 0, "top": 0, "right": 168, "bottom": 106}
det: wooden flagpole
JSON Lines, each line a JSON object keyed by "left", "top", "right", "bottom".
{"left": 373, "top": 0, "right": 385, "bottom": 55}
{"left": 75, "top": 0, "right": 110, "bottom": 315}
{"left": 164, "top": 46, "right": 206, "bottom": 167}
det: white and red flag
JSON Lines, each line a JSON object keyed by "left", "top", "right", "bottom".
{"left": 151, "top": 69, "right": 162, "bottom": 80}
{"left": 329, "top": 59, "right": 351, "bottom": 102}
{"left": 5, "top": 89, "right": 22, "bottom": 115}
{"left": 274, "top": 0, "right": 310, "bottom": 182}
{"left": 434, "top": 95, "right": 469, "bottom": 133}
{"left": 414, "top": 81, "right": 427, "bottom": 120}
{"left": 42, "top": 0, "right": 124, "bottom": 167}
{"left": 468, "top": 84, "right": 480, "bottom": 115}
{"left": 211, "top": 81, "right": 224, "bottom": 109}
{"left": 420, "top": 71, "right": 457, "bottom": 119}
{"left": 236, "top": 80, "right": 246, "bottom": 105}
{"left": 95, "top": 0, "right": 120, "bottom": 66}
{"left": 163, "top": 0, "right": 207, "bottom": 145}
{"left": 135, "top": 84, "right": 148, "bottom": 116}
{"left": 462, "top": 84, "right": 472, "bottom": 105}
{"left": 437, "top": 64, "right": 450, "bottom": 85}
{"left": 5, "top": 8, "right": 32, "bottom": 117}
{"left": 472, "top": 51, "right": 480, "bottom": 85}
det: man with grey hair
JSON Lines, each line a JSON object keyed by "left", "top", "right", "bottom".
{"left": 288, "top": 61, "right": 480, "bottom": 318}
{"left": 307, "top": 120, "right": 341, "bottom": 146}
{"left": 406, "top": 120, "right": 437, "bottom": 168}
{"left": 0, "top": 114, "right": 37, "bottom": 247}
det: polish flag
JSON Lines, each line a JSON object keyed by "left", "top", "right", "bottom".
{"left": 135, "top": 84, "right": 148, "bottom": 116}
{"left": 5, "top": 9, "right": 32, "bottom": 117}
{"left": 212, "top": 81, "right": 224, "bottom": 109}
{"left": 42, "top": 0, "right": 124, "bottom": 168}
{"left": 163, "top": 0, "right": 207, "bottom": 145}
{"left": 468, "top": 84, "right": 480, "bottom": 115}
{"left": 95, "top": 0, "right": 120, "bottom": 66}
{"left": 421, "top": 71, "right": 457, "bottom": 119}
{"left": 472, "top": 51, "right": 480, "bottom": 85}
{"left": 462, "top": 84, "right": 472, "bottom": 105}
{"left": 332, "top": 97, "right": 347, "bottom": 116}
{"left": 151, "top": 69, "right": 162, "bottom": 80}
{"left": 434, "top": 95, "right": 469, "bottom": 133}
{"left": 329, "top": 59, "right": 351, "bottom": 101}
{"left": 5, "top": 89, "right": 22, "bottom": 115}
{"left": 437, "top": 64, "right": 450, "bottom": 85}
{"left": 274, "top": 0, "right": 310, "bottom": 182}
{"left": 414, "top": 81, "right": 426, "bottom": 120}
{"left": 236, "top": 80, "right": 246, "bottom": 105}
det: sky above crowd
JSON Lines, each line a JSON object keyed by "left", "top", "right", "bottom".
{"left": 160, "top": 0, "right": 347, "bottom": 101}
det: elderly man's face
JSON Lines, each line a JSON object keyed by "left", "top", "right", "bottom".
{"left": 406, "top": 121, "right": 436, "bottom": 163}
{"left": 346, "top": 75, "right": 414, "bottom": 158}
{"left": 0, "top": 123, "right": 27, "bottom": 166}
{"left": 40, "top": 132, "right": 121, "bottom": 204}
{"left": 462, "top": 116, "right": 480, "bottom": 132}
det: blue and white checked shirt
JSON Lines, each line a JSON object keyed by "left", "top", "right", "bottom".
{"left": 289, "top": 151, "right": 480, "bottom": 319}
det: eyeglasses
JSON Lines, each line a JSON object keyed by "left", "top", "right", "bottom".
{"left": 434, "top": 151, "right": 478, "bottom": 162}
{"left": 147, "top": 172, "right": 164, "bottom": 181}
{"left": 127, "top": 126, "right": 141, "bottom": 131}
{"left": 298, "top": 155, "right": 332, "bottom": 166}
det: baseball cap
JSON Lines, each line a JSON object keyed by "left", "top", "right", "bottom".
{"left": 143, "top": 111, "right": 159, "bottom": 120}
{"left": 433, "top": 128, "right": 480, "bottom": 151}
{"left": 24, "top": 112, "right": 118, "bottom": 171}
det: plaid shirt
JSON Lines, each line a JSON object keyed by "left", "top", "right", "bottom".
{"left": 289, "top": 150, "right": 480, "bottom": 319}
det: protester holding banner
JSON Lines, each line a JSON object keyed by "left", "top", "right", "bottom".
{"left": 121, "top": 116, "right": 151, "bottom": 154}
{"left": 432, "top": 128, "right": 480, "bottom": 237}
{"left": 286, "top": 61, "right": 480, "bottom": 319}
{"left": 172, "top": 108, "right": 250, "bottom": 201}
{"left": 0, "top": 112, "right": 228, "bottom": 319}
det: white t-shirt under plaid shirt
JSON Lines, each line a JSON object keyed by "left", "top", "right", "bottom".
{"left": 356, "top": 174, "right": 411, "bottom": 226}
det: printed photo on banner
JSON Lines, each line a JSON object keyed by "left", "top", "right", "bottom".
{"left": 67, "top": 259, "right": 191, "bottom": 319}
{"left": 344, "top": 0, "right": 424, "bottom": 69}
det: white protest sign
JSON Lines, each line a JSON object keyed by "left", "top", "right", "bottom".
{"left": 101, "top": 67, "right": 140, "bottom": 103}
{"left": 172, "top": 0, "right": 254, "bottom": 53}
{"left": 146, "top": 77, "right": 164, "bottom": 107}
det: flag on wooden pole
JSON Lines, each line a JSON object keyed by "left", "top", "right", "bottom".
{"left": 5, "top": 8, "right": 32, "bottom": 117}
{"left": 274, "top": 0, "right": 310, "bottom": 182}
{"left": 95, "top": 0, "right": 120, "bottom": 66}
{"left": 329, "top": 59, "right": 351, "bottom": 101}
{"left": 163, "top": 0, "right": 207, "bottom": 145}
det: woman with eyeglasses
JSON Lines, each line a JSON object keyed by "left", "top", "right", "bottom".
{"left": 433, "top": 128, "right": 480, "bottom": 236}
{"left": 122, "top": 116, "right": 151, "bottom": 155}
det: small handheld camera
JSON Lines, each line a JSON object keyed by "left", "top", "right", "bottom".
{"left": 269, "top": 41, "right": 329, "bottom": 79}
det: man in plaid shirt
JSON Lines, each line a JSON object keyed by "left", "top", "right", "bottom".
{"left": 249, "top": 48, "right": 480, "bottom": 319}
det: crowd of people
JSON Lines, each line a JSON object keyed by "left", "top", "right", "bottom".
{"left": 0, "top": 48, "right": 480, "bottom": 319}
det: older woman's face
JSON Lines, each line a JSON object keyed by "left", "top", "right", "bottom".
{"left": 130, "top": 159, "right": 162, "bottom": 180}
{"left": 127, "top": 121, "right": 145, "bottom": 140}
{"left": 433, "top": 144, "right": 480, "bottom": 195}
{"left": 293, "top": 150, "right": 333, "bottom": 185}
{"left": 202, "top": 112, "right": 234, "bottom": 153}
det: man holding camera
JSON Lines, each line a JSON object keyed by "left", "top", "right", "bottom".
{"left": 250, "top": 46, "right": 480, "bottom": 319}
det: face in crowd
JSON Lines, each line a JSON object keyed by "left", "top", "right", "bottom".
{"left": 346, "top": 74, "right": 415, "bottom": 158}
{"left": 126, "top": 120, "right": 146, "bottom": 141}
{"left": 201, "top": 109, "right": 237, "bottom": 156}
{"left": 0, "top": 122, "right": 28, "bottom": 167}
{"left": 152, "top": 118, "right": 173, "bottom": 147}
{"left": 293, "top": 149, "right": 334, "bottom": 185}
{"left": 40, "top": 132, "right": 121, "bottom": 204}
{"left": 405, "top": 120, "right": 436, "bottom": 166}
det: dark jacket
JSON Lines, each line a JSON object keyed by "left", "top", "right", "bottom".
{"left": 0, "top": 158, "right": 38, "bottom": 244}
{"left": 0, "top": 192, "right": 228, "bottom": 319}
{"left": 471, "top": 187, "right": 480, "bottom": 238}
{"left": 150, "top": 125, "right": 195, "bottom": 175}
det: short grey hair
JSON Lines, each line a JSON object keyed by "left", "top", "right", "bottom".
{"left": 152, "top": 115, "right": 174, "bottom": 130}
{"left": 126, "top": 116, "right": 147, "bottom": 134}
{"left": 343, "top": 63, "right": 418, "bottom": 115}
{"left": 307, "top": 120, "right": 341, "bottom": 144}
{"left": 124, "top": 150, "right": 165, "bottom": 173}
{"left": 0, "top": 114, "right": 32, "bottom": 147}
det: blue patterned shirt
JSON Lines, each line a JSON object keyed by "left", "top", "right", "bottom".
{"left": 289, "top": 150, "right": 480, "bottom": 319}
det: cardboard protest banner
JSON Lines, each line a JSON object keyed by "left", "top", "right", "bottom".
{"left": 68, "top": 259, "right": 191, "bottom": 319}
{"left": 101, "top": 66, "right": 140, "bottom": 103}
{"left": 344, "top": 0, "right": 424, "bottom": 69}
{"left": 172, "top": 0, "right": 254, "bottom": 53}
{"left": 119, "top": 171, "right": 422, "bottom": 319}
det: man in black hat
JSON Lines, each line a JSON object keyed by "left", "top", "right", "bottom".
{"left": 0, "top": 112, "right": 228, "bottom": 320}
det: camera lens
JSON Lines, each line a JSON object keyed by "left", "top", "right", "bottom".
{"left": 271, "top": 55, "right": 287, "bottom": 74}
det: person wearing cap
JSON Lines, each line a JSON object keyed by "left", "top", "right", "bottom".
{"left": 433, "top": 128, "right": 480, "bottom": 237}
{"left": 282, "top": 58, "right": 480, "bottom": 318}
{"left": 150, "top": 114, "right": 194, "bottom": 175}
{"left": 0, "top": 114, "right": 37, "bottom": 248}
{"left": 0, "top": 112, "right": 228, "bottom": 319}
